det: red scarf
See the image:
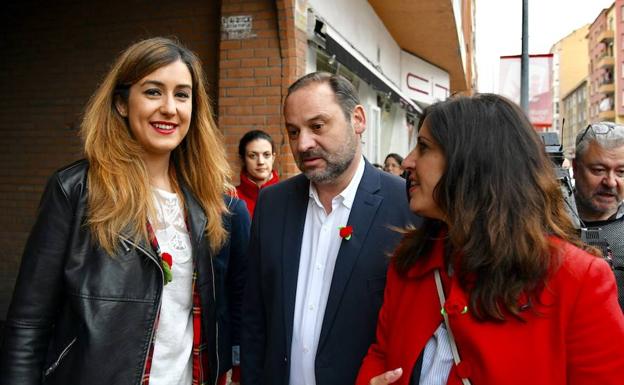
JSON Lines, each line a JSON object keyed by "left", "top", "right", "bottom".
{"left": 235, "top": 169, "right": 279, "bottom": 218}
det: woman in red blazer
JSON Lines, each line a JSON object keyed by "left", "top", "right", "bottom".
{"left": 357, "top": 94, "right": 624, "bottom": 385}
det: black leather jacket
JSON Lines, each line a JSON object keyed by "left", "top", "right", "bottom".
{"left": 0, "top": 160, "right": 250, "bottom": 385}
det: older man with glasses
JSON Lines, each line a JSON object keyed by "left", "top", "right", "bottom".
{"left": 573, "top": 121, "right": 624, "bottom": 310}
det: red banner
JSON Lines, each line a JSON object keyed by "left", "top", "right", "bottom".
{"left": 498, "top": 54, "right": 553, "bottom": 128}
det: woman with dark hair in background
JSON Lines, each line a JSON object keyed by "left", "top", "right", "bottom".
{"left": 384, "top": 153, "right": 406, "bottom": 178}
{"left": 0, "top": 37, "right": 250, "bottom": 385}
{"left": 357, "top": 94, "right": 624, "bottom": 385}
{"left": 236, "top": 129, "right": 279, "bottom": 218}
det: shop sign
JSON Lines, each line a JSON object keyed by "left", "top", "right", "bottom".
{"left": 222, "top": 15, "right": 256, "bottom": 40}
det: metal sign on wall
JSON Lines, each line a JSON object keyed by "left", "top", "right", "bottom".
{"left": 400, "top": 50, "right": 450, "bottom": 105}
{"left": 222, "top": 15, "right": 256, "bottom": 40}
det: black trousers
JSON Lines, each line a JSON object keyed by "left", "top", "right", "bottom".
{"left": 410, "top": 351, "right": 424, "bottom": 385}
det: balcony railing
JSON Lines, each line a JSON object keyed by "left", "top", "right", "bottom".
{"left": 597, "top": 55, "right": 615, "bottom": 69}
{"left": 599, "top": 82, "right": 615, "bottom": 94}
{"left": 599, "top": 109, "right": 615, "bottom": 120}
{"left": 598, "top": 29, "right": 614, "bottom": 44}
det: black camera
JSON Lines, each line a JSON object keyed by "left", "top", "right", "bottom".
{"left": 539, "top": 132, "right": 580, "bottom": 228}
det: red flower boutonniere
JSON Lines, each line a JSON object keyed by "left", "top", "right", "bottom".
{"left": 339, "top": 225, "right": 353, "bottom": 240}
{"left": 161, "top": 252, "right": 173, "bottom": 285}
{"left": 441, "top": 299, "right": 469, "bottom": 316}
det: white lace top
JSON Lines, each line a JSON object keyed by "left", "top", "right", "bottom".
{"left": 149, "top": 187, "right": 194, "bottom": 385}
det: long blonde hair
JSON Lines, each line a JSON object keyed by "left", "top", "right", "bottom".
{"left": 81, "top": 37, "right": 231, "bottom": 255}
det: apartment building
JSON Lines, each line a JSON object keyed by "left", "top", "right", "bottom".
{"left": 551, "top": 25, "right": 589, "bottom": 156}
{"left": 588, "top": 4, "right": 616, "bottom": 123}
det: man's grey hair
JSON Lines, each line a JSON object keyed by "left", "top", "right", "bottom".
{"left": 575, "top": 121, "right": 624, "bottom": 159}
{"left": 286, "top": 72, "right": 360, "bottom": 121}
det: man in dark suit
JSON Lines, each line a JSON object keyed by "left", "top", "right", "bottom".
{"left": 241, "top": 72, "right": 417, "bottom": 385}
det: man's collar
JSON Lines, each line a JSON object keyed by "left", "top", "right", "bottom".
{"left": 308, "top": 155, "right": 365, "bottom": 210}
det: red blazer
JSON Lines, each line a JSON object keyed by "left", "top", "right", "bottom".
{"left": 235, "top": 170, "right": 279, "bottom": 218}
{"left": 357, "top": 236, "right": 624, "bottom": 385}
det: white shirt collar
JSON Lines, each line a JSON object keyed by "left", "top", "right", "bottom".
{"left": 308, "top": 155, "right": 366, "bottom": 210}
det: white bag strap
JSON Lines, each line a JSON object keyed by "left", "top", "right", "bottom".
{"left": 434, "top": 269, "right": 471, "bottom": 385}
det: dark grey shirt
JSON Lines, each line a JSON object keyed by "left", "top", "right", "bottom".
{"left": 583, "top": 203, "right": 624, "bottom": 311}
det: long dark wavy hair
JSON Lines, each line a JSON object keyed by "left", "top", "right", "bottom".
{"left": 394, "top": 94, "right": 594, "bottom": 321}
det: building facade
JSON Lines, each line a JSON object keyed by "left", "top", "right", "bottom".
{"left": 588, "top": 4, "right": 616, "bottom": 123}
{"left": 616, "top": 0, "right": 624, "bottom": 118}
{"left": 562, "top": 81, "right": 589, "bottom": 156}
{"left": 552, "top": 0, "right": 624, "bottom": 158}
{"left": 550, "top": 24, "right": 589, "bottom": 156}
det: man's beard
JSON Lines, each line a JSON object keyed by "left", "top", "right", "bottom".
{"left": 295, "top": 133, "right": 357, "bottom": 184}
{"left": 576, "top": 186, "right": 620, "bottom": 217}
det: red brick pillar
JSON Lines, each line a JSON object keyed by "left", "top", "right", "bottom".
{"left": 218, "top": 0, "right": 307, "bottom": 181}
{"left": 275, "top": 0, "right": 308, "bottom": 177}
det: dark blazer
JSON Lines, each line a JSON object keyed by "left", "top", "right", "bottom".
{"left": 0, "top": 160, "right": 250, "bottom": 385}
{"left": 241, "top": 161, "right": 419, "bottom": 385}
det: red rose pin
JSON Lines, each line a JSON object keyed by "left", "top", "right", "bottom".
{"left": 441, "top": 299, "right": 468, "bottom": 316}
{"left": 339, "top": 225, "right": 353, "bottom": 240}
{"left": 161, "top": 252, "right": 173, "bottom": 285}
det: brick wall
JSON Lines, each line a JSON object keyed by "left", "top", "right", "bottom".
{"left": 0, "top": 0, "right": 220, "bottom": 320}
{"left": 219, "top": 0, "right": 307, "bottom": 182}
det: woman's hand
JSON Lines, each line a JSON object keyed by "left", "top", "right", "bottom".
{"left": 369, "top": 368, "right": 403, "bottom": 385}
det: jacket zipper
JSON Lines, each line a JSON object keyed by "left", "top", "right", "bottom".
{"left": 43, "top": 337, "right": 77, "bottom": 377}
{"left": 209, "top": 251, "right": 219, "bottom": 385}
{"left": 120, "top": 237, "right": 164, "bottom": 385}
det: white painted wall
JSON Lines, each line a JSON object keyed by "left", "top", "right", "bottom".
{"left": 452, "top": 0, "right": 467, "bottom": 74}
{"left": 379, "top": 104, "right": 410, "bottom": 159}
{"left": 306, "top": 44, "right": 318, "bottom": 74}
{"left": 386, "top": 106, "right": 410, "bottom": 158}
{"left": 358, "top": 81, "right": 382, "bottom": 163}
{"left": 308, "top": 0, "right": 402, "bottom": 86}
{"left": 401, "top": 51, "right": 450, "bottom": 104}
{"left": 360, "top": 82, "right": 410, "bottom": 162}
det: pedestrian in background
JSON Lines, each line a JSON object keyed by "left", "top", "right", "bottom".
{"left": 358, "top": 94, "right": 624, "bottom": 385}
{"left": 384, "top": 153, "right": 406, "bottom": 178}
{"left": 236, "top": 129, "right": 279, "bottom": 218}
{"left": 0, "top": 37, "right": 250, "bottom": 385}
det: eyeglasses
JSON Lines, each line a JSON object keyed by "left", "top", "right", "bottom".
{"left": 577, "top": 123, "right": 615, "bottom": 144}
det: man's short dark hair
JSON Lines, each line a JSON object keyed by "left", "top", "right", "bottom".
{"left": 286, "top": 72, "right": 360, "bottom": 121}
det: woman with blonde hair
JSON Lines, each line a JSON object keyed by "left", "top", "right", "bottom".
{"left": 0, "top": 37, "right": 250, "bottom": 385}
